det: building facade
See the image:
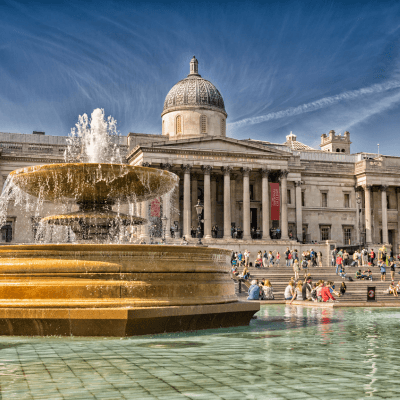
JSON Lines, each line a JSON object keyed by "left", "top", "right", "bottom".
{"left": 0, "top": 57, "right": 399, "bottom": 256}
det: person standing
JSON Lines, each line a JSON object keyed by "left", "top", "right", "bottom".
{"left": 262, "top": 250, "right": 268, "bottom": 268}
{"left": 370, "top": 249, "right": 375, "bottom": 267}
{"left": 331, "top": 248, "right": 338, "bottom": 267}
{"left": 317, "top": 251, "right": 323, "bottom": 267}
{"left": 380, "top": 260, "right": 386, "bottom": 281}
{"left": 285, "top": 247, "right": 290, "bottom": 267}
{"left": 244, "top": 249, "right": 250, "bottom": 267}
{"left": 293, "top": 259, "right": 300, "bottom": 280}
{"left": 336, "top": 254, "right": 343, "bottom": 275}
{"left": 237, "top": 251, "right": 243, "bottom": 267}
{"left": 389, "top": 257, "right": 396, "bottom": 281}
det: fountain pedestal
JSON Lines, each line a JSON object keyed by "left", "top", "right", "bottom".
{"left": 0, "top": 244, "right": 259, "bottom": 336}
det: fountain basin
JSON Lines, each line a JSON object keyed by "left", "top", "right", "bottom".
{"left": 10, "top": 163, "right": 178, "bottom": 203}
{"left": 0, "top": 244, "right": 259, "bottom": 336}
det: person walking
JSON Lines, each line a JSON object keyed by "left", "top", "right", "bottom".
{"left": 389, "top": 257, "right": 396, "bottom": 281}
{"left": 380, "top": 260, "right": 386, "bottom": 281}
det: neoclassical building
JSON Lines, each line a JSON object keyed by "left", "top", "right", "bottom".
{"left": 1, "top": 57, "right": 399, "bottom": 256}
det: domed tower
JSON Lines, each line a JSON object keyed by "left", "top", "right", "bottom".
{"left": 161, "top": 57, "right": 227, "bottom": 139}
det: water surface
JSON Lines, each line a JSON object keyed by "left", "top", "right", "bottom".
{"left": 0, "top": 305, "right": 398, "bottom": 399}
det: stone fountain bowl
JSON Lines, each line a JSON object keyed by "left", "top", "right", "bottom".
{"left": 0, "top": 244, "right": 260, "bottom": 336}
{"left": 10, "top": 163, "right": 178, "bottom": 203}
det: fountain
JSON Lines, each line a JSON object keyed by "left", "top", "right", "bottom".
{"left": 0, "top": 109, "right": 259, "bottom": 336}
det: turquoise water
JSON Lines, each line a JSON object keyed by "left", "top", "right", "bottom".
{"left": 1, "top": 305, "right": 399, "bottom": 399}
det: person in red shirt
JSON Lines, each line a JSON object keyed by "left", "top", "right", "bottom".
{"left": 336, "top": 255, "right": 343, "bottom": 275}
{"left": 321, "top": 282, "right": 336, "bottom": 302}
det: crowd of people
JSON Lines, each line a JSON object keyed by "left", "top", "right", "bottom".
{"left": 230, "top": 245, "right": 400, "bottom": 303}
{"left": 231, "top": 248, "right": 323, "bottom": 270}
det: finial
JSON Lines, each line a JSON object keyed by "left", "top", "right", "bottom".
{"left": 189, "top": 56, "right": 200, "bottom": 77}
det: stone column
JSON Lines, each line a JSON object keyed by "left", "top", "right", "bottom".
{"left": 231, "top": 174, "right": 237, "bottom": 227}
{"left": 161, "top": 163, "right": 172, "bottom": 239}
{"left": 397, "top": 188, "right": 400, "bottom": 255}
{"left": 202, "top": 165, "right": 212, "bottom": 239}
{"left": 191, "top": 173, "right": 198, "bottom": 230}
{"left": 211, "top": 174, "right": 217, "bottom": 227}
{"left": 140, "top": 201, "right": 150, "bottom": 241}
{"left": 381, "top": 185, "right": 389, "bottom": 244}
{"left": 261, "top": 168, "right": 270, "bottom": 240}
{"left": 364, "top": 185, "right": 372, "bottom": 245}
{"left": 181, "top": 164, "right": 191, "bottom": 238}
{"left": 295, "top": 180, "right": 302, "bottom": 242}
{"left": 280, "top": 170, "right": 289, "bottom": 240}
{"left": 222, "top": 167, "right": 232, "bottom": 239}
{"left": 241, "top": 167, "right": 251, "bottom": 240}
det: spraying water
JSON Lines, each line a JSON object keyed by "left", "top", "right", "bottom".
{"left": 0, "top": 109, "right": 178, "bottom": 244}
{"left": 65, "top": 108, "right": 122, "bottom": 164}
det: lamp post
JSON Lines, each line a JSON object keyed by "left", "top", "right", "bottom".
{"left": 356, "top": 194, "right": 363, "bottom": 247}
{"left": 161, "top": 216, "right": 167, "bottom": 244}
{"left": 194, "top": 199, "right": 204, "bottom": 246}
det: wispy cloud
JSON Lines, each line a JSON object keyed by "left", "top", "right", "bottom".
{"left": 229, "top": 80, "right": 400, "bottom": 128}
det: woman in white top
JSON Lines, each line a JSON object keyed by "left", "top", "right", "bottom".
{"left": 284, "top": 281, "right": 294, "bottom": 300}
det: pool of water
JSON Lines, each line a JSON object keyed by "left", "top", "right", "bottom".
{"left": 1, "top": 305, "right": 399, "bottom": 399}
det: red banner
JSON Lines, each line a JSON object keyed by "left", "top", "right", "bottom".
{"left": 270, "top": 183, "right": 280, "bottom": 221}
{"left": 150, "top": 198, "right": 161, "bottom": 217}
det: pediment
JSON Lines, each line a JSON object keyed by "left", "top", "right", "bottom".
{"left": 143, "top": 137, "right": 290, "bottom": 157}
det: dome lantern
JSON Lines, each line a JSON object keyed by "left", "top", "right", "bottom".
{"left": 189, "top": 56, "right": 200, "bottom": 76}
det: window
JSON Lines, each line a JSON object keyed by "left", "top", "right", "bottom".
{"left": 321, "top": 192, "right": 328, "bottom": 207}
{"left": 344, "top": 193, "right": 350, "bottom": 208}
{"left": 320, "top": 225, "right": 331, "bottom": 241}
{"left": 341, "top": 149, "right": 345, "bottom": 153}
{"left": 1, "top": 221, "right": 12, "bottom": 242}
{"left": 176, "top": 115, "right": 182, "bottom": 134}
{"left": 221, "top": 119, "right": 225, "bottom": 135}
{"left": 387, "top": 194, "right": 390, "bottom": 210}
{"left": 250, "top": 184, "right": 254, "bottom": 201}
{"left": 336, "top": 148, "right": 340, "bottom": 152}
{"left": 343, "top": 227, "right": 352, "bottom": 245}
{"left": 200, "top": 115, "right": 207, "bottom": 134}
{"left": 301, "top": 191, "right": 305, "bottom": 207}
{"left": 287, "top": 189, "right": 291, "bottom": 205}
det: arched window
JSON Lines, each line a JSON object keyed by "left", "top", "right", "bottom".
{"left": 221, "top": 118, "right": 225, "bottom": 136}
{"left": 341, "top": 149, "right": 345, "bottom": 153}
{"left": 200, "top": 115, "right": 207, "bottom": 133}
{"left": 336, "top": 148, "right": 340, "bottom": 152}
{"left": 176, "top": 115, "right": 182, "bottom": 135}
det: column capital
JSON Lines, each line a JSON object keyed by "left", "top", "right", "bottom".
{"left": 362, "top": 184, "right": 373, "bottom": 191}
{"left": 221, "top": 166, "right": 233, "bottom": 176}
{"left": 201, "top": 165, "right": 213, "bottom": 175}
{"left": 381, "top": 185, "right": 389, "bottom": 191}
{"left": 160, "top": 163, "right": 172, "bottom": 171}
{"left": 181, "top": 164, "right": 192, "bottom": 173}
{"left": 240, "top": 167, "right": 251, "bottom": 177}
{"left": 294, "top": 180, "right": 302, "bottom": 187}
{"left": 142, "top": 162, "right": 151, "bottom": 167}
{"left": 260, "top": 168, "right": 270, "bottom": 179}
{"left": 279, "top": 170, "right": 289, "bottom": 180}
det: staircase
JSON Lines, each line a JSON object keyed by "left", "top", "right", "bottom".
{"left": 233, "top": 263, "right": 400, "bottom": 304}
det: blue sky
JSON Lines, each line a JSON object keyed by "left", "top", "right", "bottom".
{"left": 1, "top": 0, "right": 400, "bottom": 154}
